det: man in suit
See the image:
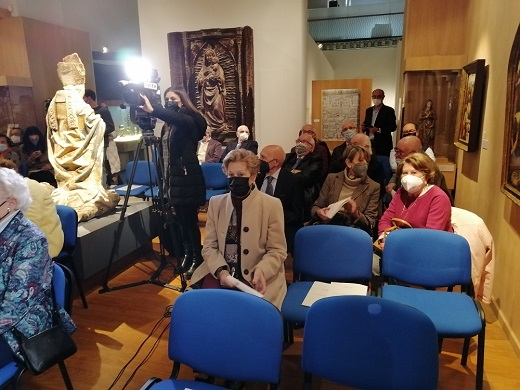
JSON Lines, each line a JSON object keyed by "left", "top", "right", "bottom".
{"left": 197, "top": 128, "right": 222, "bottom": 163}
{"left": 257, "top": 145, "right": 304, "bottom": 254}
{"left": 220, "top": 125, "right": 258, "bottom": 161}
{"left": 362, "top": 89, "right": 397, "bottom": 184}
{"left": 385, "top": 135, "right": 453, "bottom": 205}
{"left": 330, "top": 121, "right": 358, "bottom": 173}
{"left": 282, "top": 133, "right": 323, "bottom": 222}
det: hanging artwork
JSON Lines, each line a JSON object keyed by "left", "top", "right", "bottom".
{"left": 321, "top": 89, "right": 360, "bottom": 141}
{"left": 454, "top": 59, "right": 486, "bottom": 152}
{"left": 167, "top": 26, "right": 254, "bottom": 145}
{"left": 502, "top": 23, "right": 520, "bottom": 205}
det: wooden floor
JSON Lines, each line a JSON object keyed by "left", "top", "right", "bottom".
{"left": 16, "top": 217, "right": 520, "bottom": 390}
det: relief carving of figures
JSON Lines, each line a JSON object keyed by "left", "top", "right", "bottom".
{"left": 417, "top": 99, "right": 436, "bottom": 148}
{"left": 46, "top": 53, "right": 120, "bottom": 221}
{"left": 196, "top": 48, "right": 227, "bottom": 131}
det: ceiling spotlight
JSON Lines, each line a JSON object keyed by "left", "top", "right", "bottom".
{"left": 317, "top": 43, "right": 323, "bottom": 49}
{"left": 102, "top": 46, "right": 109, "bottom": 54}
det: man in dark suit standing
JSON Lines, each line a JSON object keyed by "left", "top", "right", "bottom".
{"left": 282, "top": 133, "right": 323, "bottom": 223}
{"left": 362, "top": 89, "right": 397, "bottom": 184}
{"left": 257, "top": 145, "right": 304, "bottom": 254}
{"left": 197, "top": 128, "right": 222, "bottom": 163}
{"left": 220, "top": 125, "right": 258, "bottom": 161}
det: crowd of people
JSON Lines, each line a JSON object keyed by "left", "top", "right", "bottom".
{"left": 0, "top": 86, "right": 454, "bottom": 315}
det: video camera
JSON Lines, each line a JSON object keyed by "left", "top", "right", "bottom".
{"left": 119, "top": 66, "right": 161, "bottom": 133}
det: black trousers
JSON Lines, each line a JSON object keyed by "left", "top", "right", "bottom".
{"left": 175, "top": 205, "right": 202, "bottom": 257}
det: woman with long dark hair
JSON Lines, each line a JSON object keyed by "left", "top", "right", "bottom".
{"left": 141, "top": 88, "right": 207, "bottom": 278}
{"left": 20, "top": 126, "right": 57, "bottom": 187}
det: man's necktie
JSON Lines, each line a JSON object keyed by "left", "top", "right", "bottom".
{"left": 265, "top": 175, "right": 274, "bottom": 196}
{"left": 291, "top": 157, "right": 302, "bottom": 170}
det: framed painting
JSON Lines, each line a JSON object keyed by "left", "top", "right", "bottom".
{"left": 321, "top": 89, "right": 360, "bottom": 141}
{"left": 454, "top": 59, "right": 486, "bottom": 152}
{"left": 502, "top": 23, "right": 520, "bottom": 205}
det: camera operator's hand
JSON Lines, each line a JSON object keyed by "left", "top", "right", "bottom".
{"left": 139, "top": 94, "right": 153, "bottom": 113}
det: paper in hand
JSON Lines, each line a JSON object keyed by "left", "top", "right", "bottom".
{"left": 325, "top": 197, "right": 351, "bottom": 219}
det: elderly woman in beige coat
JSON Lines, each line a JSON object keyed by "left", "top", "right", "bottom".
{"left": 190, "top": 149, "right": 287, "bottom": 309}
{"left": 312, "top": 145, "right": 380, "bottom": 236}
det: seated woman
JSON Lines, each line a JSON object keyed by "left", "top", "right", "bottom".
{"left": 0, "top": 134, "right": 20, "bottom": 169}
{"left": 378, "top": 152, "right": 452, "bottom": 248}
{"left": 20, "top": 126, "right": 57, "bottom": 187}
{"left": 311, "top": 145, "right": 380, "bottom": 236}
{"left": 189, "top": 149, "right": 287, "bottom": 309}
{"left": 0, "top": 167, "right": 75, "bottom": 367}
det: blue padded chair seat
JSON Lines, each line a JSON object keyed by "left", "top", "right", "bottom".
{"left": 144, "top": 186, "right": 160, "bottom": 198}
{"left": 280, "top": 281, "right": 314, "bottom": 323}
{"left": 149, "top": 379, "right": 227, "bottom": 389}
{"left": 114, "top": 184, "right": 150, "bottom": 197}
{"left": 0, "top": 362, "right": 22, "bottom": 387}
{"left": 383, "top": 285, "right": 483, "bottom": 337}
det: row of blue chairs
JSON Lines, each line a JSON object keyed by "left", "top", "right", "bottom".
{"left": 139, "top": 226, "right": 485, "bottom": 389}
{"left": 113, "top": 161, "right": 228, "bottom": 201}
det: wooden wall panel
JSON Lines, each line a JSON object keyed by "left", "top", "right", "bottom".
{"left": 22, "top": 17, "right": 94, "bottom": 130}
{"left": 403, "top": 0, "right": 469, "bottom": 71}
{"left": 311, "top": 78, "right": 372, "bottom": 150}
{"left": 0, "top": 17, "right": 31, "bottom": 79}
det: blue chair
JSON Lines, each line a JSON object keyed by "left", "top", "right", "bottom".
{"left": 114, "top": 160, "right": 157, "bottom": 198}
{"left": 381, "top": 229, "right": 486, "bottom": 390}
{"left": 280, "top": 225, "right": 373, "bottom": 346}
{"left": 201, "top": 162, "right": 228, "bottom": 201}
{"left": 140, "top": 289, "right": 283, "bottom": 390}
{"left": 0, "top": 264, "right": 75, "bottom": 390}
{"left": 302, "top": 295, "right": 439, "bottom": 390}
{"left": 54, "top": 205, "right": 87, "bottom": 309}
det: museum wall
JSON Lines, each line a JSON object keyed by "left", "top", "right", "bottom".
{"left": 305, "top": 34, "right": 334, "bottom": 123}
{"left": 324, "top": 45, "right": 401, "bottom": 122}
{"left": 454, "top": 0, "right": 520, "bottom": 354}
{"left": 137, "top": 0, "right": 307, "bottom": 152}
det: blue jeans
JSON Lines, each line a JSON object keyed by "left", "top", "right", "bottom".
{"left": 0, "top": 337, "right": 15, "bottom": 368}
{"left": 376, "top": 155, "right": 392, "bottom": 185}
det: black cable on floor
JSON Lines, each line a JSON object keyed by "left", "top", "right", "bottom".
{"left": 107, "top": 305, "right": 172, "bottom": 390}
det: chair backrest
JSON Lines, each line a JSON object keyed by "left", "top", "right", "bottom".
{"left": 125, "top": 160, "right": 157, "bottom": 186}
{"left": 55, "top": 205, "right": 78, "bottom": 254}
{"left": 201, "top": 162, "right": 228, "bottom": 190}
{"left": 53, "top": 263, "right": 71, "bottom": 313}
{"left": 293, "top": 225, "right": 373, "bottom": 281}
{"left": 169, "top": 289, "right": 283, "bottom": 384}
{"left": 382, "top": 228, "right": 471, "bottom": 288}
{"left": 302, "top": 295, "right": 439, "bottom": 390}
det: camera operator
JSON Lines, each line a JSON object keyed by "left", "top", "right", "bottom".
{"left": 140, "top": 88, "right": 207, "bottom": 278}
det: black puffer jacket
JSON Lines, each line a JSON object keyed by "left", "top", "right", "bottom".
{"left": 152, "top": 105, "right": 207, "bottom": 207}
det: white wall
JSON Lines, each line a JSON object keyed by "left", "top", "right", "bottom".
{"left": 138, "top": 0, "right": 307, "bottom": 152}
{"left": 305, "top": 34, "right": 334, "bottom": 122}
{"left": 324, "top": 45, "right": 401, "bottom": 116}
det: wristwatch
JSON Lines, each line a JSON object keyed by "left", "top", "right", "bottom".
{"left": 214, "top": 266, "right": 228, "bottom": 278}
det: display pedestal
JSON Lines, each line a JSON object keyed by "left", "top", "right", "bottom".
{"left": 436, "top": 156, "right": 457, "bottom": 191}
{"left": 74, "top": 199, "right": 155, "bottom": 280}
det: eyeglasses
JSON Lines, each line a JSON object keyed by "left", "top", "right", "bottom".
{"left": 394, "top": 148, "right": 405, "bottom": 155}
{"left": 295, "top": 139, "right": 311, "bottom": 146}
{"left": 371, "top": 94, "right": 384, "bottom": 99}
{"left": 301, "top": 130, "right": 315, "bottom": 135}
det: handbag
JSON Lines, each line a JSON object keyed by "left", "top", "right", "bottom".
{"left": 12, "top": 289, "right": 77, "bottom": 375}
{"left": 373, "top": 218, "right": 413, "bottom": 254}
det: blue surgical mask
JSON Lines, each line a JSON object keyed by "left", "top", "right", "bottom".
{"left": 30, "top": 137, "right": 39, "bottom": 146}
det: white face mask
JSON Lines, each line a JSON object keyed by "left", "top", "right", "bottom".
{"left": 10, "top": 136, "right": 21, "bottom": 144}
{"left": 372, "top": 98, "right": 382, "bottom": 106}
{"left": 0, "top": 144, "right": 7, "bottom": 152}
{"left": 401, "top": 174, "right": 424, "bottom": 193}
{"left": 238, "top": 132, "right": 249, "bottom": 142}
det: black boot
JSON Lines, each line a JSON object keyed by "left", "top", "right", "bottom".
{"left": 184, "top": 250, "right": 203, "bottom": 280}
{"left": 179, "top": 243, "right": 193, "bottom": 272}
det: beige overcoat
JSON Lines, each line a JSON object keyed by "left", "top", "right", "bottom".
{"left": 190, "top": 187, "right": 288, "bottom": 309}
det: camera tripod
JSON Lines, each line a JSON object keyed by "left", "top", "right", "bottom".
{"left": 99, "top": 132, "right": 187, "bottom": 294}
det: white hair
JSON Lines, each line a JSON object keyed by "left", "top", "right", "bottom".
{"left": 0, "top": 168, "right": 32, "bottom": 212}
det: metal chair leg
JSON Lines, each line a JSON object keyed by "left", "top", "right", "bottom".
{"left": 58, "top": 362, "right": 74, "bottom": 390}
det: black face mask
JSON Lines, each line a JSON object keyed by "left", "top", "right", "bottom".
{"left": 259, "top": 160, "right": 270, "bottom": 175}
{"left": 165, "top": 101, "right": 180, "bottom": 111}
{"left": 228, "top": 177, "right": 251, "bottom": 197}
